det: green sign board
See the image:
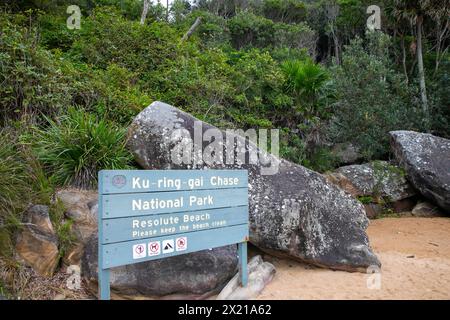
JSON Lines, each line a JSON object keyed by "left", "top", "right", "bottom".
{"left": 98, "top": 170, "right": 249, "bottom": 300}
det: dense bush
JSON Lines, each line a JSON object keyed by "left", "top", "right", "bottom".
{"left": 64, "top": 61, "right": 151, "bottom": 124}
{"left": 0, "top": 130, "right": 28, "bottom": 227}
{"left": 24, "top": 108, "right": 133, "bottom": 189}
{"left": 228, "top": 49, "right": 289, "bottom": 127}
{"left": 69, "top": 7, "right": 179, "bottom": 77}
{"left": 1, "top": 1, "right": 448, "bottom": 184}
{"left": 326, "top": 33, "right": 424, "bottom": 160}
{"left": 0, "top": 14, "right": 70, "bottom": 124}
{"left": 0, "top": 126, "right": 56, "bottom": 257}
{"left": 228, "top": 11, "right": 276, "bottom": 49}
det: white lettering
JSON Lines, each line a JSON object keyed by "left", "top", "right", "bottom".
{"left": 189, "top": 195, "right": 213, "bottom": 206}
{"left": 131, "top": 197, "right": 184, "bottom": 211}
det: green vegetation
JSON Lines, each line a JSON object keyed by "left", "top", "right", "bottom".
{"left": 357, "top": 195, "right": 374, "bottom": 204}
{"left": 327, "top": 34, "right": 424, "bottom": 160}
{"left": 49, "top": 199, "right": 75, "bottom": 259}
{"left": 24, "top": 107, "right": 133, "bottom": 189}
{"left": 0, "top": 130, "right": 28, "bottom": 257}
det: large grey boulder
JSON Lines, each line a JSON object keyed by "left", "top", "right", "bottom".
{"left": 82, "top": 234, "right": 238, "bottom": 297}
{"left": 390, "top": 131, "right": 450, "bottom": 212}
{"left": 127, "top": 101, "right": 380, "bottom": 272}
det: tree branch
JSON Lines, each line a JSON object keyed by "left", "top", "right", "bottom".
{"left": 181, "top": 17, "right": 202, "bottom": 42}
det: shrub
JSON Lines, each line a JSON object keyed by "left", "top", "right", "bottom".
{"left": 302, "top": 146, "right": 338, "bottom": 173}
{"left": 262, "top": 0, "right": 308, "bottom": 23}
{"left": 24, "top": 108, "right": 133, "bottom": 189}
{"left": 154, "top": 47, "right": 236, "bottom": 126}
{"left": 0, "top": 128, "right": 35, "bottom": 257}
{"left": 0, "top": 13, "right": 70, "bottom": 124}
{"left": 281, "top": 58, "right": 329, "bottom": 119}
{"left": 69, "top": 7, "right": 179, "bottom": 77}
{"left": 326, "top": 33, "right": 424, "bottom": 160}
{"left": 0, "top": 126, "right": 76, "bottom": 259}
{"left": 273, "top": 22, "right": 317, "bottom": 56}
{"left": 227, "top": 11, "right": 275, "bottom": 49}
{"left": 280, "top": 129, "right": 307, "bottom": 164}
{"left": 64, "top": 62, "right": 152, "bottom": 125}
{"left": 0, "top": 129, "right": 29, "bottom": 232}
{"left": 183, "top": 10, "right": 231, "bottom": 49}
{"left": 428, "top": 58, "right": 450, "bottom": 138}
{"left": 229, "top": 49, "right": 289, "bottom": 126}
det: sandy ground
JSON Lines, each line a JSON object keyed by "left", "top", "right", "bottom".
{"left": 257, "top": 217, "right": 450, "bottom": 300}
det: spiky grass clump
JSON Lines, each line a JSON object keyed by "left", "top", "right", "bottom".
{"left": 0, "top": 129, "right": 30, "bottom": 257}
{"left": 26, "top": 107, "right": 133, "bottom": 189}
{"left": 0, "top": 130, "right": 28, "bottom": 225}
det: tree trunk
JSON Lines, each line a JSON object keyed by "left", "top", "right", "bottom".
{"left": 181, "top": 17, "right": 202, "bottom": 42}
{"left": 435, "top": 20, "right": 449, "bottom": 74}
{"left": 166, "top": 0, "right": 169, "bottom": 22}
{"left": 330, "top": 24, "right": 340, "bottom": 64}
{"left": 401, "top": 35, "right": 409, "bottom": 83}
{"left": 416, "top": 15, "right": 429, "bottom": 124}
{"left": 140, "top": 0, "right": 150, "bottom": 25}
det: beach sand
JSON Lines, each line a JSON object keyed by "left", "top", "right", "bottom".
{"left": 256, "top": 217, "right": 450, "bottom": 300}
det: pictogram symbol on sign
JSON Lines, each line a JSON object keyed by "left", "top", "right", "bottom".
{"left": 148, "top": 241, "right": 161, "bottom": 256}
{"left": 162, "top": 239, "right": 174, "bottom": 254}
{"left": 176, "top": 237, "right": 187, "bottom": 251}
{"left": 111, "top": 175, "right": 126, "bottom": 188}
{"left": 133, "top": 243, "right": 146, "bottom": 259}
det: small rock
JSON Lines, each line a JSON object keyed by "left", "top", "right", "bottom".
{"left": 15, "top": 205, "right": 59, "bottom": 277}
{"left": 217, "top": 255, "right": 276, "bottom": 300}
{"left": 331, "top": 143, "right": 363, "bottom": 165}
{"left": 412, "top": 202, "right": 445, "bottom": 217}
{"left": 53, "top": 294, "right": 66, "bottom": 300}
{"left": 363, "top": 203, "right": 383, "bottom": 219}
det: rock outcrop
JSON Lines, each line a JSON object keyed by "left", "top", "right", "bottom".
{"left": 331, "top": 143, "right": 363, "bottom": 165}
{"left": 56, "top": 189, "right": 98, "bottom": 265}
{"left": 412, "top": 202, "right": 445, "bottom": 217}
{"left": 390, "top": 131, "right": 450, "bottom": 212}
{"left": 127, "top": 101, "right": 380, "bottom": 272}
{"left": 15, "top": 205, "right": 59, "bottom": 276}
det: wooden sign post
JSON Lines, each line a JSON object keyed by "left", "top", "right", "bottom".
{"left": 97, "top": 170, "right": 249, "bottom": 300}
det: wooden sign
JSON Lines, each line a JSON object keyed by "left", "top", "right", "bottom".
{"left": 98, "top": 169, "right": 249, "bottom": 300}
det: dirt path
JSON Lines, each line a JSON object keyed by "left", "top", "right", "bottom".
{"left": 257, "top": 217, "right": 450, "bottom": 300}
